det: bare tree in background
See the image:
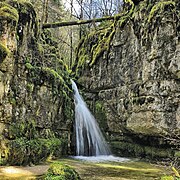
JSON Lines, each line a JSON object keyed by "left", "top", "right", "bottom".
{"left": 70, "top": 0, "right": 73, "bottom": 67}
{"left": 72, "top": 0, "right": 123, "bottom": 19}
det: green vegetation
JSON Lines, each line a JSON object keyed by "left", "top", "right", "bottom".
{"left": 44, "top": 162, "right": 80, "bottom": 180}
{"left": 0, "top": 43, "right": 10, "bottom": 62}
{"left": 25, "top": 63, "right": 71, "bottom": 98}
{"left": 74, "top": 0, "right": 179, "bottom": 77}
{"left": 9, "top": 0, "right": 35, "bottom": 16}
{"left": 74, "top": 21, "right": 116, "bottom": 75}
{"left": 0, "top": 120, "right": 64, "bottom": 166}
{"left": 161, "top": 176, "right": 174, "bottom": 180}
{"left": 0, "top": 2, "right": 19, "bottom": 22}
{"left": 7, "top": 137, "right": 62, "bottom": 165}
{"left": 8, "top": 120, "right": 37, "bottom": 139}
{"left": 161, "top": 166, "right": 180, "bottom": 180}
{"left": 148, "top": 1, "right": 176, "bottom": 22}
{"left": 111, "top": 141, "right": 174, "bottom": 159}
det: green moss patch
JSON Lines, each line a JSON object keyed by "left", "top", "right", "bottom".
{"left": 74, "top": 22, "right": 116, "bottom": 76}
{"left": 0, "top": 2, "right": 19, "bottom": 22}
{"left": 74, "top": 0, "right": 179, "bottom": 76}
{"left": 1, "top": 120, "right": 64, "bottom": 166}
{"left": 7, "top": 137, "right": 62, "bottom": 166}
{"left": 44, "top": 162, "right": 80, "bottom": 180}
{"left": 0, "top": 43, "right": 10, "bottom": 62}
{"left": 111, "top": 141, "right": 174, "bottom": 159}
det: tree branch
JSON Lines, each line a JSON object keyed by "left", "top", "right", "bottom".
{"left": 42, "top": 16, "right": 116, "bottom": 28}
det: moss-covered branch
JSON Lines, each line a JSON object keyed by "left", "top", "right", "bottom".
{"left": 42, "top": 16, "right": 118, "bottom": 29}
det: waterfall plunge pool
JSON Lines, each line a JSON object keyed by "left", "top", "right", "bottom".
{"left": 71, "top": 155, "right": 130, "bottom": 162}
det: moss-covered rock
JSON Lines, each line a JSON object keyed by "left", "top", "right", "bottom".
{"left": 95, "top": 101, "right": 109, "bottom": 133}
{"left": 75, "top": 0, "right": 180, "bottom": 161}
{"left": 75, "top": 0, "right": 179, "bottom": 77}
{"left": 0, "top": 0, "right": 74, "bottom": 166}
{"left": 6, "top": 137, "right": 62, "bottom": 166}
{"left": 111, "top": 141, "right": 174, "bottom": 159}
{"left": 0, "top": 120, "right": 64, "bottom": 165}
{"left": 44, "top": 162, "right": 80, "bottom": 180}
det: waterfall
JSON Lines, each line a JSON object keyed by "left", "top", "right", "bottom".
{"left": 71, "top": 80, "right": 111, "bottom": 156}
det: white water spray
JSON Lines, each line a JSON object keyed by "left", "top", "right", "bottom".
{"left": 71, "top": 79, "right": 111, "bottom": 156}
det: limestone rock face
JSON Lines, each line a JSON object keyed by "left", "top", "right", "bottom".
{"left": 0, "top": 1, "right": 72, "bottom": 165}
{"left": 76, "top": 0, "right": 180, "bottom": 158}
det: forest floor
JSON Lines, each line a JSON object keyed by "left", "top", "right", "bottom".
{"left": 0, "top": 157, "right": 173, "bottom": 180}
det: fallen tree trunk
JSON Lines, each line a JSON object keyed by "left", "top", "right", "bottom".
{"left": 42, "top": 16, "right": 116, "bottom": 29}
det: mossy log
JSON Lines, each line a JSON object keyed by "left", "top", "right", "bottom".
{"left": 42, "top": 16, "right": 117, "bottom": 29}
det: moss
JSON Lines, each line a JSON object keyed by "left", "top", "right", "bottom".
{"left": 161, "top": 176, "right": 174, "bottom": 180}
{"left": 25, "top": 62, "right": 72, "bottom": 100}
{"left": 7, "top": 137, "right": 62, "bottom": 165}
{"left": 25, "top": 62, "right": 34, "bottom": 69}
{"left": 44, "top": 162, "right": 80, "bottom": 180}
{"left": 74, "top": 0, "right": 179, "bottom": 76}
{"left": 174, "top": 151, "right": 180, "bottom": 158}
{"left": 9, "top": 0, "right": 35, "bottom": 16}
{"left": 111, "top": 141, "right": 174, "bottom": 159}
{"left": 90, "top": 26, "right": 116, "bottom": 67}
{"left": 41, "top": 67, "right": 71, "bottom": 98}
{"left": 124, "top": 0, "right": 135, "bottom": 16}
{"left": 9, "top": 97, "right": 16, "bottom": 105}
{"left": 74, "top": 0, "right": 135, "bottom": 75}
{"left": 95, "top": 101, "right": 109, "bottom": 132}
{"left": 0, "top": 43, "right": 10, "bottom": 62}
{"left": 148, "top": 1, "right": 176, "bottom": 23}
{"left": 74, "top": 21, "right": 117, "bottom": 75}
{"left": 8, "top": 120, "right": 37, "bottom": 139}
{"left": 144, "top": 146, "right": 174, "bottom": 159}
{"left": 6, "top": 120, "right": 63, "bottom": 165}
{"left": 172, "top": 167, "right": 180, "bottom": 178}
{"left": 0, "top": 138, "right": 9, "bottom": 165}
{"left": 42, "top": 67, "right": 64, "bottom": 84}
{"left": 0, "top": 2, "right": 19, "bottom": 22}
{"left": 26, "top": 83, "right": 34, "bottom": 92}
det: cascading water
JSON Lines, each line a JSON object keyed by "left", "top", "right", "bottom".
{"left": 71, "top": 79, "right": 111, "bottom": 156}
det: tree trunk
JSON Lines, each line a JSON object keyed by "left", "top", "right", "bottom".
{"left": 42, "top": 16, "right": 116, "bottom": 29}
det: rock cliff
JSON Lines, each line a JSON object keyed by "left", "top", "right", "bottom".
{"left": 0, "top": 0, "right": 72, "bottom": 165}
{"left": 75, "top": 0, "right": 180, "bottom": 159}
